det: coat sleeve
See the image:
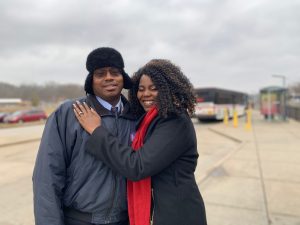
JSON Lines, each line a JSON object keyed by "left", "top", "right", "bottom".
{"left": 32, "top": 108, "right": 69, "bottom": 225}
{"left": 86, "top": 114, "right": 196, "bottom": 181}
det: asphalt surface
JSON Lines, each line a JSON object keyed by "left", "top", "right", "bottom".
{"left": 0, "top": 111, "right": 299, "bottom": 225}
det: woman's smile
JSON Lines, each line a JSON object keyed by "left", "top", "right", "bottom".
{"left": 137, "top": 75, "right": 158, "bottom": 112}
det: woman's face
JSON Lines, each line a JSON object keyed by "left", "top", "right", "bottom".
{"left": 137, "top": 75, "right": 159, "bottom": 112}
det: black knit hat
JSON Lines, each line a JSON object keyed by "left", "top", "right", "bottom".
{"left": 84, "top": 47, "right": 132, "bottom": 94}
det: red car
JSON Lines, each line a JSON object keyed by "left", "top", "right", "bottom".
{"left": 4, "top": 109, "right": 47, "bottom": 123}
{"left": 0, "top": 112, "right": 10, "bottom": 122}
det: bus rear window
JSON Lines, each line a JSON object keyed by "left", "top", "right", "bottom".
{"left": 196, "top": 97, "right": 204, "bottom": 103}
{"left": 195, "top": 92, "right": 215, "bottom": 102}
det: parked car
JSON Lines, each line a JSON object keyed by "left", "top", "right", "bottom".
{"left": 0, "top": 112, "right": 10, "bottom": 123}
{"left": 3, "top": 109, "right": 47, "bottom": 123}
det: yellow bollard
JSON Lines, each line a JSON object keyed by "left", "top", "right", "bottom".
{"left": 223, "top": 108, "right": 229, "bottom": 125}
{"left": 233, "top": 109, "right": 238, "bottom": 128}
{"left": 245, "top": 108, "right": 252, "bottom": 131}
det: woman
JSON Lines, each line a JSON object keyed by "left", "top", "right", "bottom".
{"left": 74, "top": 59, "right": 207, "bottom": 225}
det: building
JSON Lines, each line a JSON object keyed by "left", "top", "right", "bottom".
{"left": 0, "top": 98, "right": 22, "bottom": 105}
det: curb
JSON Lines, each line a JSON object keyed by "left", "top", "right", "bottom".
{"left": 0, "top": 138, "right": 41, "bottom": 148}
{"left": 208, "top": 127, "right": 243, "bottom": 143}
{"left": 197, "top": 141, "right": 246, "bottom": 185}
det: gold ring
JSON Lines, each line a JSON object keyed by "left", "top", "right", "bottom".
{"left": 79, "top": 111, "right": 84, "bottom": 116}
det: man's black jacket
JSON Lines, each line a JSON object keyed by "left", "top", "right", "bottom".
{"left": 32, "top": 94, "right": 136, "bottom": 225}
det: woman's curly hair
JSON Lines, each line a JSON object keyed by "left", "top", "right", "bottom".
{"left": 129, "top": 59, "right": 196, "bottom": 118}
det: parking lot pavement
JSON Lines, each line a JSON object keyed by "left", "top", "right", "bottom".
{"left": 197, "top": 111, "right": 300, "bottom": 225}
{"left": 0, "top": 112, "right": 299, "bottom": 225}
{"left": 0, "top": 141, "right": 39, "bottom": 225}
{"left": 0, "top": 124, "right": 44, "bottom": 147}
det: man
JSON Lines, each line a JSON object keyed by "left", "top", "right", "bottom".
{"left": 33, "top": 47, "right": 136, "bottom": 225}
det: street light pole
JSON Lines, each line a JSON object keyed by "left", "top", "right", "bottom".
{"left": 272, "top": 74, "right": 287, "bottom": 121}
{"left": 272, "top": 74, "right": 286, "bottom": 87}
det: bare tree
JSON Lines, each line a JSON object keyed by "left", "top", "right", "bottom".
{"left": 0, "top": 82, "right": 84, "bottom": 103}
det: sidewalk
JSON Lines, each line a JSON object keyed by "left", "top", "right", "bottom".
{"left": 0, "top": 125, "right": 44, "bottom": 147}
{"left": 0, "top": 114, "right": 299, "bottom": 225}
{"left": 198, "top": 110, "right": 300, "bottom": 225}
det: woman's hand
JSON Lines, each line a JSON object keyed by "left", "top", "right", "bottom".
{"left": 73, "top": 101, "right": 101, "bottom": 135}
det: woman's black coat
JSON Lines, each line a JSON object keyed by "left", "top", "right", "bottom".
{"left": 86, "top": 112, "right": 207, "bottom": 225}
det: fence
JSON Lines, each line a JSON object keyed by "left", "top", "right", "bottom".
{"left": 287, "top": 105, "right": 300, "bottom": 121}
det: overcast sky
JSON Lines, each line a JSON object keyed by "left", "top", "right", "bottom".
{"left": 1, "top": 0, "right": 299, "bottom": 93}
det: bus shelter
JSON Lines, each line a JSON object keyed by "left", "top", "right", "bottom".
{"left": 259, "top": 86, "right": 287, "bottom": 121}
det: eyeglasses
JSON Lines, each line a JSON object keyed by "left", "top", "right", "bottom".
{"left": 94, "top": 68, "right": 121, "bottom": 78}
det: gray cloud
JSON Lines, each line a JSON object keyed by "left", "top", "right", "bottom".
{"left": 0, "top": 0, "right": 299, "bottom": 93}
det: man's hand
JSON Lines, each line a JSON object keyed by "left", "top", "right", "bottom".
{"left": 73, "top": 101, "right": 101, "bottom": 134}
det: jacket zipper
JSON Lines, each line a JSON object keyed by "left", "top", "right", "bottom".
{"left": 105, "top": 175, "right": 116, "bottom": 221}
{"left": 105, "top": 113, "right": 120, "bottom": 221}
{"left": 151, "top": 188, "right": 155, "bottom": 225}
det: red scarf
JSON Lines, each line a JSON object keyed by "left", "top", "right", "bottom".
{"left": 127, "top": 106, "right": 158, "bottom": 225}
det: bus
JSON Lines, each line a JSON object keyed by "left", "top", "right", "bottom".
{"left": 194, "top": 87, "right": 248, "bottom": 121}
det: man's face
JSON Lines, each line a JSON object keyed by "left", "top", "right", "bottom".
{"left": 92, "top": 67, "right": 124, "bottom": 104}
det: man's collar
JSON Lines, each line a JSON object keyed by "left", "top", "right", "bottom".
{"left": 86, "top": 94, "right": 137, "bottom": 120}
{"left": 95, "top": 96, "right": 122, "bottom": 113}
